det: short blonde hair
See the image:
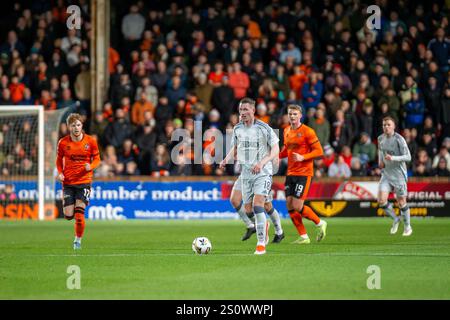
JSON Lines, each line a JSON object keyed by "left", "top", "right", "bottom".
{"left": 287, "top": 104, "right": 303, "bottom": 113}
{"left": 66, "top": 113, "right": 84, "bottom": 126}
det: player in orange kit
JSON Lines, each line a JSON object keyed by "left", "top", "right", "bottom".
{"left": 56, "top": 113, "right": 101, "bottom": 250}
{"left": 279, "top": 104, "right": 327, "bottom": 244}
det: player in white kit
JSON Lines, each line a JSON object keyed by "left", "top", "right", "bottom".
{"left": 230, "top": 175, "right": 284, "bottom": 243}
{"left": 220, "top": 97, "right": 280, "bottom": 254}
{"left": 377, "top": 116, "right": 413, "bottom": 236}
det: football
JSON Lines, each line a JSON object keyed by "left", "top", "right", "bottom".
{"left": 192, "top": 237, "right": 212, "bottom": 255}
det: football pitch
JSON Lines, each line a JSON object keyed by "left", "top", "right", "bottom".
{"left": 1, "top": 218, "right": 449, "bottom": 300}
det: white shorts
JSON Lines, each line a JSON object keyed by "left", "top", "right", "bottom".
{"left": 232, "top": 175, "right": 273, "bottom": 203}
{"left": 379, "top": 175, "right": 408, "bottom": 198}
{"left": 241, "top": 175, "right": 273, "bottom": 204}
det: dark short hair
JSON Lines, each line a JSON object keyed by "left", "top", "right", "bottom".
{"left": 239, "top": 97, "right": 256, "bottom": 108}
{"left": 382, "top": 116, "right": 396, "bottom": 125}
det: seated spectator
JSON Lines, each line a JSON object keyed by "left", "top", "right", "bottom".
{"left": 351, "top": 157, "right": 366, "bottom": 176}
{"left": 413, "top": 148, "right": 432, "bottom": 176}
{"left": 151, "top": 144, "right": 170, "bottom": 177}
{"left": 340, "top": 146, "right": 353, "bottom": 168}
{"left": 322, "top": 144, "right": 335, "bottom": 168}
{"left": 430, "top": 157, "right": 450, "bottom": 177}
{"left": 103, "top": 108, "right": 134, "bottom": 149}
{"left": 328, "top": 155, "right": 351, "bottom": 178}
{"left": 280, "top": 40, "right": 302, "bottom": 64}
{"left": 124, "top": 161, "right": 140, "bottom": 175}
{"left": 208, "top": 61, "right": 226, "bottom": 87}
{"left": 255, "top": 103, "right": 270, "bottom": 124}
{"left": 118, "top": 139, "right": 139, "bottom": 165}
{"left": 352, "top": 132, "right": 376, "bottom": 166}
{"left": 432, "top": 145, "right": 450, "bottom": 172}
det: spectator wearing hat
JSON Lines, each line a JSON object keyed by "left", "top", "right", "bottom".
{"left": 322, "top": 144, "right": 336, "bottom": 169}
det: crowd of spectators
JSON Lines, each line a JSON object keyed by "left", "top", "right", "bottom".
{"left": 0, "top": 0, "right": 449, "bottom": 178}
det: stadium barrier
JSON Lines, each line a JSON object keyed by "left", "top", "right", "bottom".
{"left": 1, "top": 177, "right": 449, "bottom": 220}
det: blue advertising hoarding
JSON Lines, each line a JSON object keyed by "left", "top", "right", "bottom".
{"left": 0, "top": 180, "right": 288, "bottom": 220}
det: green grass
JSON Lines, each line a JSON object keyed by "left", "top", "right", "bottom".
{"left": 0, "top": 218, "right": 449, "bottom": 299}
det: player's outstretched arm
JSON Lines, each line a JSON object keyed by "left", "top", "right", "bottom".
{"left": 220, "top": 145, "right": 237, "bottom": 169}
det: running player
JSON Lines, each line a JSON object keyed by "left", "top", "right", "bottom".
{"left": 220, "top": 97, "right": 279, "bottom": 255}
{"left": 377, "top": 116, "right": 412, "bottom": 236}
{"left": 56, "top": 113, "right": 101, "bottom": 249}
{"left": 230, "top": 175, "right": 285, "bottom": 243}
{"left": 279, "top": 104, "right": 327, "bottom": 244}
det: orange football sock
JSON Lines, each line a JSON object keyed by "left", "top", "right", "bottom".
{"left": 288, "top": 210, "right": 307, "bottom": 236}
{"left": 74, "top": 208, "right": 86, "bottom": 238}
{"left": 301, "top": 205, "right": 321, "bottom": 225}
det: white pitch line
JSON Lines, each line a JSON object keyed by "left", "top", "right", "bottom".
{"left": 2, "top": 252, "right": 450, "bottom": 258}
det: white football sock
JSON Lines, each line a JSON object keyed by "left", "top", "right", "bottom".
{"left": 267, "top": 207, "right": 283, "bottom": 235}
{"left": 235, "top": 204, "right": 254, "bottom": 228}
{"left": 254, "top": 207, "right": 267, "bottom": 246}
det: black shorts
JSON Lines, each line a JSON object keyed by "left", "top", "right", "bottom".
{"left": 284, "top": 176, "right": 312, "bottom": 200}
{"left": 63, "top": 184, "right": 91, "bottom": 207}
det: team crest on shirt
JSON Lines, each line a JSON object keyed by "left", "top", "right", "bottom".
{"left": 297, "top": 133, "right": 302, "bottom": 138}
{"left": 66, "top": 145, "right": 71, "bottom": 150}
{"left": 84, "top": 144, "right": 90, "bottom": 150}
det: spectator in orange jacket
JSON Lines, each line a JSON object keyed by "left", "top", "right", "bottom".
{"left": 228, "top": 62, "right": 250, "bottom": 99}
{"left": 9, "top": 76, "right": 26, "bottom": 104}
{"left": 131, "top": 92, "right": 155, "bottom": 126}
